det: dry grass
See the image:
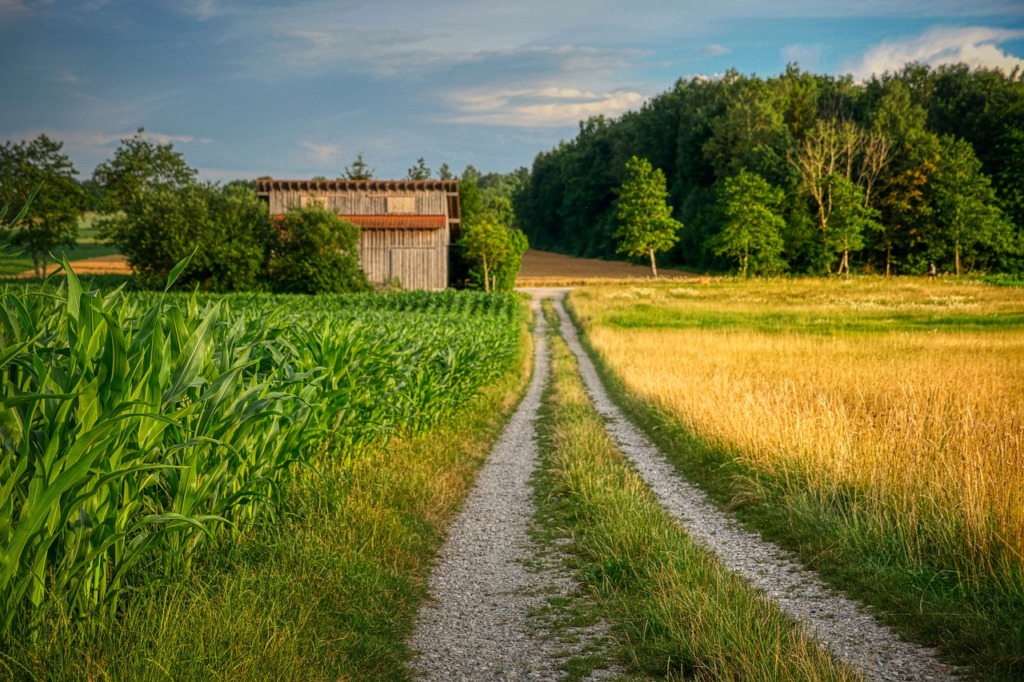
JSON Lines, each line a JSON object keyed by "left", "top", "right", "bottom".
{"left": 570, "top": 278, "right": 1024, "bottom": 576}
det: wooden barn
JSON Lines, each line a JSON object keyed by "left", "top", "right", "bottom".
{"left": 256, "top": 179, "right": 461, "bottom": 291}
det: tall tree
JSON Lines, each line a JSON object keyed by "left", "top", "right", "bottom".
{"left": 614, "top": 156, "right": 682, "bottom": 277}
{"left": 0, "top": 134, "right": 84, "bottom": 278}
{"left": 927, "top": 135, "right": 1010, "bottom": 275}
{"left": 827, "top": 174, "right": 880, "bottom": 275}
{"left": 342, "top": 153, "right": 374, "bottom": 180}
{"left": 437, "top": 163, "right": 453, "bottom": 180}
{"left": 406, "top": 157, "right": 431, "bottom": 180}
{"left": 710, "top": 170, "right": 786, "bottom": 277}
{"left": 791, "top": 119, "right": 866, "bottom": 273}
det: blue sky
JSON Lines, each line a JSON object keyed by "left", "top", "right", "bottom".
{"left": 2, "top": 0, "right": 1022, "bottom": 182}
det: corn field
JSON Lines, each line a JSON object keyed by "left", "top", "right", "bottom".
{"left": 0, "top": 269, "right": 521, "bottom": 638}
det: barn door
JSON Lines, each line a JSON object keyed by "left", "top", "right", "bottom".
{"left": 390, "top": 248, "right": 438, "bottom": 290}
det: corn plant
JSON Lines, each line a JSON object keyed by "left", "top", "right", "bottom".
{"left": 1, "top": 266, "right": 521, "bottom": 639}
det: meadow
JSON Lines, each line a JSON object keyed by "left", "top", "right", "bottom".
{"left": 0, "top": 270, "right": 525, "bottom": 678}
{"left": 569, "top": 277, "right": 1024, "bottom": 678}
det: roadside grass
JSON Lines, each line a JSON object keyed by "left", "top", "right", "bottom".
{"left": 567, "top": 279, "right": 1024, "bottom": 680}
{"left": 533, "top": 300, "right": 858, "bottom": 681}
{"left": 3, "top": 315, "right": 532, "bottom": 682}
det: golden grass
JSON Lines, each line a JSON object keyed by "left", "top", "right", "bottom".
{"left": 571, "top": 278, "right": 1024, "bottom": 574}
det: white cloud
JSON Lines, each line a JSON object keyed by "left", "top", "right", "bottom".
{"left": 447, "top": 87, "right": 648, "bottom": 127}
{"left": 842, "top": 26, "right": 1024, "bottom": 79}
{"left": 702, "top": 44, "right": 730, "bottom": 57}
{"left": 298, "top": 140, "right": 340, "bottom": 164}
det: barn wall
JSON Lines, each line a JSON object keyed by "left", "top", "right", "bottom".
{"left": 359, "top": 226, "right": 450, "bottom": 291}
{"left": 259, "top": 180, "right": 458, "bottom": 290}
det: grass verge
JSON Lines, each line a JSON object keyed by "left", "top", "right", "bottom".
{"left": 1, "top": 316, "right": 533, "bottom": 682}
{"left": 563, "top": 295, "right": 1022, "bottom": 681}
{"left": 533, "top": 301, "right": 857, "bottom": 681}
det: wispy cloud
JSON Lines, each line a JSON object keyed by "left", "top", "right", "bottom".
{"left": 448, "top": 86, "right": 648, "bottom": 127}
{"left": 702, "top": 44, "right": 730, "bottom": 57}
{"left": 298, "top": 140, "right": 340, "bottom": 164}
{"left": 842, "top": 26, "right": 1024, "bottom": 79}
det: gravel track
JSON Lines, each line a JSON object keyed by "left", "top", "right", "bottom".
{"left": 407, "top": 294, "right": 614, "bottom": 681}
{"left": 408, "top": 290, "right": 961, "bottom": 680}
{"left": 552, "top": 295, "right": 960, "bottom": 682}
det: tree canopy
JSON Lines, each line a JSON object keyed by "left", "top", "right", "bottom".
{"left": 515, "top": 63, "right": 1024, "bottom": 276}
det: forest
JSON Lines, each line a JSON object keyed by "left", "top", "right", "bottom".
{"left": 513, "top": 63, "right": 1024, "bottom": 276}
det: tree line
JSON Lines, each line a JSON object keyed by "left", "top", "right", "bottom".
{"left": 1, "top": 131, "right": 527, "bottom": 291}
{"left": 514, "top": 63, "right": 1024, "bottom": 276}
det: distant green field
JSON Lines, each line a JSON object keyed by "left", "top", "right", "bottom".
{"left": 0, "top": 213, "right": 120, "bottom": 276}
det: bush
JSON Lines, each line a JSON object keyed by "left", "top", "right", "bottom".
{"left": 107, "top": 183, "right": 274, "bottom": 291}
{"left": 269, "top": 207, "right": 369, "bottom": 294}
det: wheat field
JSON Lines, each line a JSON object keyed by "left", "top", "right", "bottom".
{"left": 570, "top": 278, "right": 1024, "bottom": 577}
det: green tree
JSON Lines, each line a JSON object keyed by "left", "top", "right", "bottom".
{"left": 458, "top": 220, "right": 527, "bottom": 292}
{"left": 614, "top": 156, "right": 682, "bottom": 277}
{"left": 710, "top": 170, "right": 786, "bottom": 277}
{"left": 0, "top": 134, "right": 84, "bottom": 278}
{"left": 92, "top": 128, "right": 196, "bottom": 210}
{"left": 269, "top": 206, "right": 369, "bottom": 294}
{"left": 406, "top": 157, "right": 431, "bottom": 180}
{"left": 827, "top": 174, "right": 880, "bottom": 274}
{"left": 342, "top": 153, "right": 374, "bottom": 180}
{"left": 437, "top": 163, "right": 453, "bottom": 180}
{"left": 927, "top": 135, "right": 1010, "bottom": 275}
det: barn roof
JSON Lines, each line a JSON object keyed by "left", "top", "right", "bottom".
{"left": 342, "top": 215, "right": 448, "bottom": 229}
{"left": 256, "top": 178, "right": 459, "bottom": 195}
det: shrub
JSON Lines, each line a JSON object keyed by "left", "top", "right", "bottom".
{"left": 269, "top": 207, "right": 369, "bottom": 294}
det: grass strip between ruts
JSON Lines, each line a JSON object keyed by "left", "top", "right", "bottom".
{"left": 2, "top": 312, "right": 533, "bottom": 682}
{"left": 533, "top": 300, "right": 858, "bottom": 681}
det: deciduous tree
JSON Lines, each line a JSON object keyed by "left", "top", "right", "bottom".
{"left": 0, "top": 134, "right": 84, "bottom": 278}
{"left": 613, "top": 156, "right": 682, "bottom": 277}
{"left": 927, "top": 135, "right": 1010, "bottom": 275}
{"left": 710, "top": 170, "right": 786, "bottom": 277}
{"left": 458, "top": 220, "right": 527, "bottom": 292}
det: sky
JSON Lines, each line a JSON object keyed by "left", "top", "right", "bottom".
{"left": 1, "top": 0, "right": 1023, "bottom": 183}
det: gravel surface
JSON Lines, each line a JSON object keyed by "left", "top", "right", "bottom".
{"left": 552, "top": 295, "right": 961, "bottom": 682}
{"left": 407, "top": 294, "right": 616, "bottom": 681}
